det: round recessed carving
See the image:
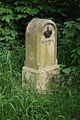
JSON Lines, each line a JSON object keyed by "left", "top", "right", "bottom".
{"left": 43, "top": 27, "right": 52, "bottom": 38}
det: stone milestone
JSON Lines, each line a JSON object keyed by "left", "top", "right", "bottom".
{"left": 22, "top": 18, "right": 58, "bottom": 91}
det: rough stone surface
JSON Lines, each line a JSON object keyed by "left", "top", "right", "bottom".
{"left": 22, "top": 18, "right": 58, "bottom": 91}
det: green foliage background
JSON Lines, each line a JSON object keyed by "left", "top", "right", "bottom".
{"left": 0, "top": 0, "right": 80, "bottom": 119}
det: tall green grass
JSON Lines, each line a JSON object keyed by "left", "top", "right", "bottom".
{"left": 0, "top": 46, "right": 80, "bottom": 120}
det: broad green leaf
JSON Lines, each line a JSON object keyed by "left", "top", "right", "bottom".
{"left": 2, "top": 15, "right": 14, "bottom": 23}
{"left": 26, "top": 8, "right": 39, "bottom": 15}
{"left": 62, "top": 68, "right": 71, "bottom": 75}
{"left": 76, "top": 23, "right": 80, "bottom": 30}
{"left": 77, "top": 48, "right": 80, "bottom": 55}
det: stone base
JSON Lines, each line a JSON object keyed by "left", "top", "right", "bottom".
{"left": 22, "top": 65, "right": 58, "bottom": 91}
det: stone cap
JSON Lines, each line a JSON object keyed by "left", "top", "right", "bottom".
{"left": 26, "top": 18, "right": 57, "bottom": 36}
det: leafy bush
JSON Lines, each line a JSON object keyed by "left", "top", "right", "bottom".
{"left": 57, "top": 20, "right": 80, "bottom": 86}
{"left": 0, "top": 0, "right": 80, "bottom": 119}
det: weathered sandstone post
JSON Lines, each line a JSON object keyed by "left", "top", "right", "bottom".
{"left": 22, "top": 18, "right": 58, "bottom": 91}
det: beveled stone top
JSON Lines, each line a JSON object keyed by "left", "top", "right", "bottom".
{"left": 26, "top": 18, "right": 57, "bottom": 34}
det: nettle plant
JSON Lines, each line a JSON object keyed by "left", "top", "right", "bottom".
{"left": 57, "top": 21, "right": 80, "bottom": 86}
{"left": 0, "top": 0, "right": 80, "bottom": 87}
